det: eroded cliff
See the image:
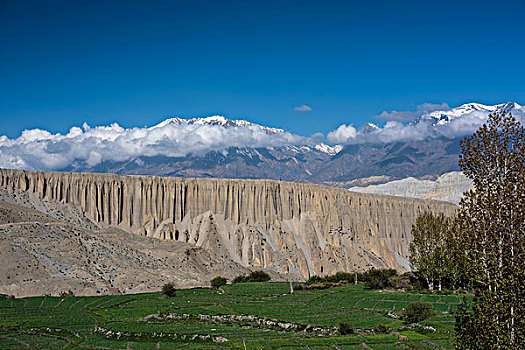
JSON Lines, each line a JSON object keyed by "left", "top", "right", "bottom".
{"left": 0, "top": 169, "right": 457, "bottom": 278}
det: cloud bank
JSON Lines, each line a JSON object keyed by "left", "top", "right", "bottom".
{"left": 0, "top": 120, "right": 309, "bottom": 171}
{"left": 0, "top": 103, "right": 522, "bottom": 171}
{"left": 330, "top": 102, "right": 525, "bottom": 145}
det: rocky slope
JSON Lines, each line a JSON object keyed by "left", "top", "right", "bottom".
{"left": 0, "top": 169, "right": 456, "bottom": 287}
{"left": 0, "top": 198, "right": 252, "bottom": 298}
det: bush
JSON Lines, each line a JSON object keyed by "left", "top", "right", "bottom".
{"left": 162, "top": 283, "right": 176, "bottom": 297}
{"left": 403, "top": 301, "right": 434, "bottom": 323}
{"left": 60, "top": 290, "right": 75, "bottom": 297}
{"left": 210, "top": 276, "right": 227, "bottom": 289}
{"left": 232, "top": 275, "right": 248, "bottom": 283}
{"left": 338, "top": 322, "right": 354, "bottom": 335}
{"left": 374, "top": 323, "right": 388, "bottom": 333}
{"left": 306, "top": 272, "right": 354, "bottom": 286}
{"left": 232, "top": 271, "right": 271, "bottom": 283}
{"left": 326, "top": 271, "right": 354, "bottom": 283}
{"left": 389, "top": 272, "right": 414, "bottom": 289}
{"left": 247, "top": 270, "right": 271, "bottom": 282}
{"left": 359, "top": 268, "right": 398, "bottom": 289}
{"left": 306, "top": 275, "right": 324, "bottom": 285}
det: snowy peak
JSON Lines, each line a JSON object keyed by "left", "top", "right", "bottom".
{"left": 414, "top": 102, "right": 522, "bottom": 126}
{"left": 360, "top": 122, "right": 380, "bottom": 133}
{"left": 150, "top": 115, "right": 284, "bottom": 134}
{"left": 314, "top": 143, "right": 343, "bottom": 155}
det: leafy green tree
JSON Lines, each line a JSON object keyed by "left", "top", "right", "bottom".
{"left": 409, "top": 212, "right": 450, "bottom": 291}
{"left": 210, "top": 276, "right": 227, "bottom": 289}
{"left": 246, "top": 270, "right": 271, "bottom": 282}
{"left": 403, "top": 301, "right": 434, "bottom": 324}
{"left": 359, "top": 268, "right": 397, "bottom": 289}
{"left": 455, "top": 111, "right": 525, "bottom": 349}
{"left": 162, "top": 283, "right": 176, "bottom": 297}
{"left": 232, "top": 271, "right": 271, "bottom": 283}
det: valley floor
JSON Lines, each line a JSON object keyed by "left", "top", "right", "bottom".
{"left": 1, "top": 283, "right": 467, "bottom": 349}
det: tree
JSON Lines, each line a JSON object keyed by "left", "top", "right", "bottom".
{"left": 233, "top": 270, "right": 271, "bottom": 283}
{"left": 162, "top": 283, "right": 176, "bottom": 297}
{"left": 403, "top": 301, "right": 434, "bottom": 324}
{"left": 409, "top": 212, "right": 450, "bottom": 291}
{"left": 246, "top": 270, "right": 271, "bottom": 282}
{"left": 455, "top": 111, "right": 525, "bottom": 349}
{"left": 210, "top": 276, "right": 227, "bottom": 289}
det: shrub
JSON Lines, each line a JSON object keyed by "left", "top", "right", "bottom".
{"left": 232, "top": 275, "right": 248, "bottom": 283}
{"left": 247, "top": 270, "right": 271, "bottom": 282}
{"left": 374, "top": 323, "right": 388, "bottom": 333}
{"left": 307, "top": 272, "right": 354, "bottom": 285}
{"left": 403, "top": 301, "right": 434, "bottom": 323}
{"left": 359, "top": 268, "right": 398, "bottom": 289}
{"left": 327, "top": 271, "right": 354, "bottom": 283}
{"left": 210, "top": 276, "right": 227, "bottom": 289}
{"left": 338, "top": 322, "right": 354, "bottom": 335}
{"left": 60, "top": 290, "right": 75, "bottom": 297}
{"left": 306, "top": 275, "right": 324, "bottom": 285}
{"left": 162, "top": 283, "right": 176, "bottom": 297}
{"left": 232, "top": 271, "right": 271, "bottom": 283}
{"left": 389, "top": 272, "right": 414, "bottom": 289}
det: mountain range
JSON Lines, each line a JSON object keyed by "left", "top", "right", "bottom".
{"left": 1, "top": 102, "right": 523, "bottom": 187}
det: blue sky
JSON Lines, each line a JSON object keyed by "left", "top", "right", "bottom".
{"left": 1, "top": 0, "right": 524, "bottom": 138}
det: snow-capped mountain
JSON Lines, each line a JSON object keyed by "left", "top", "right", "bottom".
{"left": 150, "top": 115, "right": 285, "bottom": 135}
{"left": 359, "top": 122, "right": 381, "bottom": 133}
{"left": 0, "top": 102, "right": 522, "bottom": 186}
{"left": 314, "top": 143, "right": 344, "bottom": 155}
{"left": 412, "top": 102, "right": 523, "bottom": 126}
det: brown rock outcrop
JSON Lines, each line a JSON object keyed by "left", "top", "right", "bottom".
{"left": 0, "top": 169, "right": 456, "bottom": 278}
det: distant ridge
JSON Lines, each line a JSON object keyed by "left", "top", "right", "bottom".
{"left": 349, "top": 171, "right": 473, "bottom": 204}
{"left": 0, "top": 102, "right": 522, "bottom": 185}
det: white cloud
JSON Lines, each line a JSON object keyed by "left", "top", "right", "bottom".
{"left": 326, "top": 124, "right": 357, "bottom": 143}
{"left": 332, "top": 102, "right": 525, "bottom": 145}
{"left": 1, "top": 103, "right": 522, "bottom": 171}
{"left": 294, "top": 105, "right": 312, "bottom": 112}
{"left": 0, "top": 119, "right": 309, "bottom": 171}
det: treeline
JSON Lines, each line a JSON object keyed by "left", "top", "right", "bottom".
{"left": 298, "top": 269, "right": 399, "bottom": 290}
{"left": 409, "top": 212, "right": 469, "bottom": 291}
{"left": 409, "top": 112, "right": 524, "bottom": 349}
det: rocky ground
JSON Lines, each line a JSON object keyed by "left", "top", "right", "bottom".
{"left": 0, "top": 196, "right": 253, "bottom": 298}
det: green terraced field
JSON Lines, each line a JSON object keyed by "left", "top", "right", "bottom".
{"left": 0, "top": 283, "right": 469, "bottom": 349}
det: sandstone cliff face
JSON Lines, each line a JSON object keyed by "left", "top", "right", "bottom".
{"left": 0, "top": 169, "right": 456, "bottom": 278}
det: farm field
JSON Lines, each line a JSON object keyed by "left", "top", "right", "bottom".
{"left": 0, "top": 283, "right": 468, "bottom": 349}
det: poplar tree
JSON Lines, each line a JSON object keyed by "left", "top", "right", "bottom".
{"left": 409, "top": 212, "right": 450, "bottom": 291}
{"left": 455, "top": 111, "right": 525, "bottom": 349}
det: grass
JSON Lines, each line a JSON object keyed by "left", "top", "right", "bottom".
{"left": 0, "top": 283, "right": 469, "bottom": 349}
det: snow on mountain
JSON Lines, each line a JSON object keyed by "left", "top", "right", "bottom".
{"left": 314, "top": 143, "right": 343, "bottom": 155}
{"left": 0, "top": 116, "right": 305, "bottom": 171}
{"left": 150, "top": 115, "right": 284, "bottom": 134}
{"left": 336, "top": 102, "right": 525, "bottom": 145}
{"left": 0, "top": 102, "right": 522, "bottom": 181}
{"left": 359, "top": 122, "right": 381, "bottom": 133}
{"left": 413, "top": 102, "right": 523, "bottom": 126}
